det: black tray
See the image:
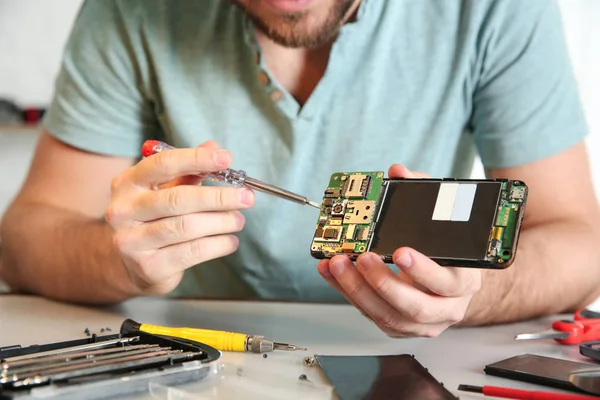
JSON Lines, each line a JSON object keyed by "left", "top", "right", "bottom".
{"left": 0, "top": 330, "right": 221, "bottom": 400}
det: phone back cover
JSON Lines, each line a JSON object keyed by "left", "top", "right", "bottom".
{"left": 315, "top": 354, "right": 457, "bottom": 400}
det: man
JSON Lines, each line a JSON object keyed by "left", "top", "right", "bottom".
{"left": 1, "top": 0, "right": 599, "bottom": 338}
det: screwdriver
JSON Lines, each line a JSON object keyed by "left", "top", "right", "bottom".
{"left": 141, "top": 140, "right": 320, "bottom": 209}
{"left": 458, "top": 384, "right": 600, "bottom": 399}
{"left": 120, "top": 319, "right": 307, "bottom": 354}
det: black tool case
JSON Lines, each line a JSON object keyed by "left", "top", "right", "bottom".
{"left": 0, "top": 331, "right": 221, "bottom": 400}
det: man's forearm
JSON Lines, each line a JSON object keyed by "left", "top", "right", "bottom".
{"left": 0, "top": 202, "right": 136, "bottom": 304}
{"left": 461, "top": 219, "right": 600, "bottom": 326}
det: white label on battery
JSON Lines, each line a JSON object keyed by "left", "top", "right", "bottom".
{"left": 432, "top": 183, "right": 458, "bottom": 221}
{"left": 432, "top": 183, "right": 477, "bottom": 221}
{"left": 451, "top": 183, "right": 477, "bottom": 221}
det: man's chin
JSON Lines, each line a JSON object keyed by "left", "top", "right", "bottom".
{"left": 234, "top": 0, "right": 358, "bottom": 49}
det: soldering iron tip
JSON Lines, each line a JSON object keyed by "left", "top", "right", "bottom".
{"left": 308, "top": 201, "right": 320, "bottom": 209}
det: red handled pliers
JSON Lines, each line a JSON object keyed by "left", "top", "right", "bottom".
{"left": 515, "top": 309, "right": 600, "bottom": 345}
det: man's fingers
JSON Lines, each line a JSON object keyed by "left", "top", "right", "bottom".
{"left": 355, "top": 253, "right": 439, "bottom": 322}
{"left": 320, "top": 256, "right": 462, "bottom": 334}
{"left": 384, "top": 322, "right": 451, "bottom": 339}
{"left": 356, "top": 253, "right": 469, "bottom": 325}
{"left": 130, "top": 146, "right": 232, "bottom": 188}
{"left": 144, "top": 234, "right": 240, "bottom": 277}
{"left": 167, "top": 175, "right": 204, "bottom": 187}
{"left": 123, "top": 185, "right": 255, "bottom": 222}
{"left": 388, "top": 164, "right": 429, "bottom": 179}
{"left": 160, "top": 141, "right": 222, "bottom": 188}
{"left": 115, "top": 211, "right": 245, "bottom": 251}
{"left": 325, "top": 255, "right": 404, "bottom": 332}
{"left": 317, "top": 259, "right": 374, "bottom": 318}
{"left": 392, "top": 248, "right": 481, "bottom": 297}
{"left": 199, "top": 140, "right": 221, "bottom": 150}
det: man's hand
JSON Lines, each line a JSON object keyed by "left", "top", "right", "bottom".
{"left": 316, "top": 164, "right": 482, "bottom": 337}
{"left": 105, "top": 141, "right": 255, "bottom": 295}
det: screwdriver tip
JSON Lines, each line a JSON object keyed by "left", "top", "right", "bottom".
{"left": 273, "top": 342, "right": 308, "bottom": 351}
{"left": 308, "top": 201, "right": 320, "bottom": 209}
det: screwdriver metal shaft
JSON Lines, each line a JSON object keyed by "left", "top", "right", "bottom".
{"left": 12, "top": 351, "right": 194, "bottom": 387}
{"left": 243, "top": 176, "right": 320, "bottom": 208}
{"left": 1, "top": 337, "right": 139, "bottom": 364}
{"left": 2, "top": 347, "right": 168, "bottom": 379}
{"left": 141, "top": 140, "right": 320, "bottom": 209}
{"left": 1, "top": 344, "right": 159, "bottom": 371}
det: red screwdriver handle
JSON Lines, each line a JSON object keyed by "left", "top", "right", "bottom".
{"left": 484, "top": 385, "right": 600, "bottom": 399}
{"left": 553, "top": 320, "right": 584, "bottom": 345}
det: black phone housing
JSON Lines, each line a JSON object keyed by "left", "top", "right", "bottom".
{"left": 484, "top": 354, "right": 596, "bottom": 394}
{"left": 369, "top": 178, "right": 527, "bottom": 269}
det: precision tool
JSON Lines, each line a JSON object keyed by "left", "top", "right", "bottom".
{"left": 2, "top": 347, "right": 168, "bottom": 380}
{"left": 141, "top": 140, "right": 320, "bottom": 209}
{"left": 12, "top": 351, "right": 195, "bottom": 387}
{"left": 1, "top": 344, "right": 159, "bottom": 371}
{"left": 0, "top": 337, "right": 139, "bottom": 363}
{"left": 570, "top": 369, "right": 600, "bottom": 396}
{"left": 457, "top": 384, "right": 600, "bottom": 400}
{"left": 515, "top": 309, "right": 600, "bottom": 345}
{"left": 120, "top": 319, "right": 307, "bottom": 354}
{"left": 2, "top": 349, "right": 180, "bottom": 385}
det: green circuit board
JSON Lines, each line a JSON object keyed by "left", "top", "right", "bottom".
{"left": 488, "top": 180, "right": 527, "bottom": 264}
{"left": 310, "top": 171, "right": 384, "bottom": 257}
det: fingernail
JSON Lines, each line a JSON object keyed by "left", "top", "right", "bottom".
{"left": 357, "top": 253, "right": 377, "bottom": 272}
{"left": 241, "top": 189, "right": 254, "bottom": 206}
{"left": 234, "top": 211, "right": 245, "bottom": 228}
{"left": 394, "top": 253, "right": 413, "bottom": 268}
{"left": 215, "top": 150, "right": 231, "bottom": 167}
{"left": 319, "top": 264, "right": 332, "bottom": 277}
{"left": 329, "top": 260, "right": 345, "bottom": 276}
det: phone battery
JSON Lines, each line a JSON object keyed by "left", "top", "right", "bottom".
{"left": 370, "top": 180, "right": 502, "bottom": 263}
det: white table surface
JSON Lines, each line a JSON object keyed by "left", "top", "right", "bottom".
{"left": 0, "top": 294, "right": 597, "bottom": 399}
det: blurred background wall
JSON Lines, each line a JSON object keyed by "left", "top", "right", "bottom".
{"left": 0, "top": 0, "right": 599, "bottom": 217}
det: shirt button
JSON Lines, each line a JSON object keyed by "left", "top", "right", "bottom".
{"left": 257, "top": 71, "right": 270, "bottom": 85}
{"left": 270, "top": 89, "right": 284, "bottom": 103}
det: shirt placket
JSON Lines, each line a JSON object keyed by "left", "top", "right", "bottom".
{"left": 241, "top": 0, "right": 372, "bottom": 122}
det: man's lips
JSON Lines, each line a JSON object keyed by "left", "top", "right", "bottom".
{"left": 263, "top": 0, "right": 313, "bottom": 13}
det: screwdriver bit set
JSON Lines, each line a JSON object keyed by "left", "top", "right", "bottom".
{"left": 0, "top": 330, "right": 220, "bottom": 399}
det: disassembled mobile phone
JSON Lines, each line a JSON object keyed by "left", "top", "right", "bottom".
{"left": 484, "top": 354, "right": 595, "bottom": 393}
{"left": 310, "top": 172, "right": 528, "bottom": 269}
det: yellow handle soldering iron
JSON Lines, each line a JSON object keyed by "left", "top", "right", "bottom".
{"left": 120, "top": 319, "right": 307, "bottom": 354}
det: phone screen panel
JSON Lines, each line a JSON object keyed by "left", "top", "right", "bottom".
{"left": 369, "top": 179, "right": 501, "bottom": 261}
{"left": 315, "top": 354, "right": 456, "bottom": 400}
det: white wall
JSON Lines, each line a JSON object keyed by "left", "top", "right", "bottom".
{"left": 0, "top": 0, "right": 83, "bottom": 107}
{"left": 559, "top": 0, "right": 600, "bottom": 198}
{"left": 464, "top": 1, "right": 600, "bottom": 190}
{"left": 0, "top": 0, "right": 598, "bottom": 190}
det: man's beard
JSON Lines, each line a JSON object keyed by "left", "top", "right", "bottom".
{"left": 233, "top": 0, "right": 357, "bottom": 48}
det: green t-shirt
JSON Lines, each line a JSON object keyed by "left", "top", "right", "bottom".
{"left": 43, "top": 0, "right": 587, "bottom": 301}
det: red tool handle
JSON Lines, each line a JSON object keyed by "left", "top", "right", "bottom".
{"left": 483, "top": 385, "right": 600, "bottom": 399}
{"left": 552, "top": 319, "right": 600, "bottom": 345}
{"left": 575, "top": 309, "right": 600, "bottom": 321}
